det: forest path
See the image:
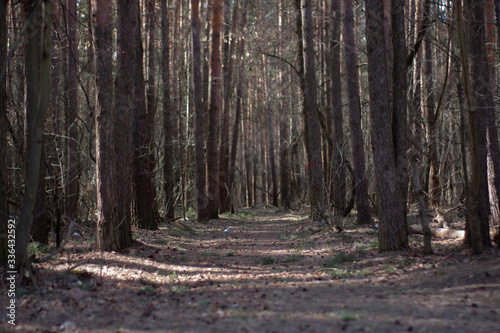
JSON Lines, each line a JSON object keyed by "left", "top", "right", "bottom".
{"left": 4, "top": 208, "right": 500, "bottom": 332}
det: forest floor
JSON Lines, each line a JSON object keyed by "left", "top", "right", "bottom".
{"left": 1, "top": 208, "right": 500, "bottom": 333}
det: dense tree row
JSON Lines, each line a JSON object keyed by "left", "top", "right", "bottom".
{"left": 0, "top": 0, "right": 499, "bottom": 271}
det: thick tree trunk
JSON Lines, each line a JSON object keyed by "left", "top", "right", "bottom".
{"left": 16, "top": 0, "right": 52, "bottom": 268}
{"left": 302, "top": 0, "right": 325, "bottom": 221}
{"left": 0, "top": 0, "right": 8, "bottom": 264}
{"left": 366, "top": 0, "right": 408, "bottom": 251}
{"left": 465, "top": 0, "right": 492, "bottom": 247}
{"left": 206, "top": 0, "right": 222, "bottom": 218}
{"left": 132, "top": 0, "right": 158, "bottom": 230}
{"left": 112, "top": 0, "right": 135, "bottom": 249}
{"left": 455, "top": 0, "right": 484, "bottom": 254}
{"left": 343, "top": 0, "right": 371, "bottom": 225}
{"left": 95, "top": 0, "right": 119, "bottom": 251}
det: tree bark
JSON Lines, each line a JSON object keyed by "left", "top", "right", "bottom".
{"left": 161, "top": 0, "right": 175, "bottom": 220}
{"left": 455, "top": 0, "right": 484, "bottom": 254}
{"left": 132, "top": 0, "right": 158, "bottom": 230}
{"left": 65, "top": 0, "right": 79, "bottom": 221}
{"left": 464, "top": 0, "right": 492, "bottom": 247}
{"left": 206, "top": 0, "right": 223, "bottom": 218}
{"left": 192, "top": 0, "right": 209, "bottom": 221}
{"left": 366, "top": 0, "right": 408, "bottom": 251}
{"left": 0, "top": 0, "right": 9, "bottom": 264}
{"left": 343, "top": 0, "right": 371, "bottom": 225}
{"left": 16, "top": 0, "right": 52, "bottom": 268}
{"left": 112, "top": 0, "right": 135, "bottom": 249}
{"left": 302, "top": 0, "right": 325, "bottom": 221}
{"left": 329, "top": 0, "right": 346, "bottom": 215}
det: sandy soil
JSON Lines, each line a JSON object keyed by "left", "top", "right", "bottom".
{"left": 1, "top": 208, "right": 499, "bottom": 332}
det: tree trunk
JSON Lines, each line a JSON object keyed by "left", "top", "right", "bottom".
{"left": 191, "top": 0, "right": 209, "bottom": 221}
{"left": 16, "top": 0, "right": 52, "bottom": 268}
{"left": 302, "top": 0, "right": 325, "bottom": 221}
{"left": 132, "top": 0, "right": 157, "bottom": 230}
{"left": 161, "top": 0, "right": 175, "bottom": 220}
{"left": 228, "top": 0, "right": 249, "bottom": 210}
{"left": 112, "top": 0, "right": 135, "bottom": 249}
{"left": 0, "top": 0, "right": 8, "bottom": 264}
{"left": 65, "top": 0, "right": 79, "bottom": 221}
{"left": 329, "top": 0, "right": 346, "bottom": 215}
{"left": 343, "top": 0, "right": 371, "bottom": 225}
{"left": 366, "top": 0, "right": 408, "bottom": 251}
{"left": 455, "top": 0, "right": 484, "bottom": 254}
{"left": 464, "top": 0, "right": 492, "bottom": 248}
{"left": 206, "top": 0, "right": 222, "bottom": 218}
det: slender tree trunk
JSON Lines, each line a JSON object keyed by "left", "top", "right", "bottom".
{"left": 65, "top": 0, "right": 79, "bottom": 221}
{"left": 422, "top": 0, "right": 440, "bottom": 205}
{"left": 366, "top": 0, "right": 408, "bottom": 251}
{"left": 279, "top": 0, "right": 291, "bottom": 210}
{"left": 329, "top": 0, "right": 346, "bottom": 215}
{"left": 206, "top": 0, "right": 222, "bottom": 218}
{"left": 161, "top": 0, "right": 175, "bottom": 220}
{"left": 302, "top": 0, "right": 325, "bottom": 221}
{"left": 219, "top": 0, "right": 239, "bottom": 212}
{"left": 343, "top": 0, "right": 371, "bottom": 225}
{"left": 192, "top": 0, "right": 209, "bottom": 221}
{"left": 228, "top": 0, "right": 249, "bottom": 210}
{"left": 16, "top": 0, "right": 52, "bottom": 268}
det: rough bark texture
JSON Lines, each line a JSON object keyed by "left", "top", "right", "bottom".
{"left": 366, "top": 0, "right": 408, "bottom": 252}
{"left": 16, "top": 0, "right": 51, "bottom": 268}
{"left": 132, "top": 0, "right": 158, "bottom": 230}
{"left": 343, "top": 0, "right": 371, "bottom": 225}
{"left": 465, "top": 0, "right": 492, "bottom": 247}
{"left": 112, "top": 0, "right": 135, "bottom": 250}
{"left": 206, "top": 0, "right": 222, "bottom": 219}
{"left": 302, "top": 0, "right": 325, "bottom": 221}
{"left": 455, "top": 0, "right": 484, "bottom": 254}
{"left": 0, "top": 0, "right": 8, "bottom": 264}
{"left": 95, "top": 0, "right": 118, "bottom": 251}
{"left": 191, "top": 0, "right": 209, "bottom": 221}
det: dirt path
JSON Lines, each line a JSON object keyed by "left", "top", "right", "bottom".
{"left": 2, "top": 208, "right": 500, "bottom": 332}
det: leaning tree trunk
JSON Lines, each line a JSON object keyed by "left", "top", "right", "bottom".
{"left": 15, "top": 0, "right": 52, "bottom": 269}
